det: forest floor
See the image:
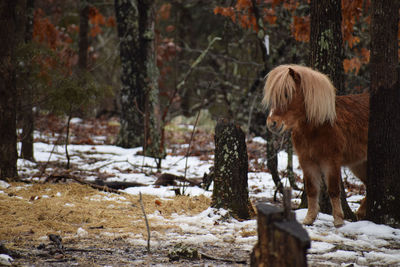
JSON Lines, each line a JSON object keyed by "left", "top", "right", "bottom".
{"left": 1, "top": 114, "right": 400, "bottom": 266}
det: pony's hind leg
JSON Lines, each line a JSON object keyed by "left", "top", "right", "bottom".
{"left": 323, "top": 162, "right": 344, "bottom": 227}
{"left": 349, "top": 161, "right": 367, "bottom": 220}
{"left": 301, "top": 162, "right": 321, "bottom": 225}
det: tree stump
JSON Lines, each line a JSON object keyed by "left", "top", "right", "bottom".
{"left": 250, "top": 199, "right": 310, "bottom": 267}
{"left": 211, "top": 119, "right": 252, "bottom": 219}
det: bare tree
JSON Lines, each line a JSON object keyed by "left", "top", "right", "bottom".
{"left": 366, "top": 0, "right": 400, "bottom": 227}
{"left": 0, "top": 1, "right": 26, "bottom": 180}
{"left": 114, "top": 0, "right": 162, "bottom": 159}
{"left": 20, "top": 0, "right": 35, "bottom": 161}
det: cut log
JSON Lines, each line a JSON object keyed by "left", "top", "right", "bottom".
{"left": 250, "top": 203, "right": 310, "bottom": 267}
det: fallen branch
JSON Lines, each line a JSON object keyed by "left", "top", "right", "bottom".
{"left": 93, "top": 159, "right": 165, "bottom": 172}
{"left": 94, "top": 180, "right": 146, "bottom": 190}
{"left": 46, "top": 174, "right": 121, "bottom": 194}
{"left": 200, "top": 252, "right": 247, "bottom": 264}
{"left": 154, "top": 173, "right": 202, "bottom": 187}
{"left": 65, "top": 248, "right": 114, "bottom": 254}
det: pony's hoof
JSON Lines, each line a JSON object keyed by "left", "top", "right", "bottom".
{"left": 303, "top": 217, "right": 315, "bottom": 226}
{"left": 333, "top": 218, "right": 344, "bottom": 228}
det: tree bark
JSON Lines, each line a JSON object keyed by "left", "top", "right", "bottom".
{"left": 211, "top": 119, "right": 252, "bottom": 219}
{"left": 366, "top": 0, "right": 400, "bottom": 228}
{"left": 307, "top": 0, "right": 355, "bottom": 220}
{"left": 0, "top": 1, "right": 26, "bottom": 180}
{"left": 115, "top": 0, "right": 162, "bottom": 158}
{"left": 20, "top": 0, "right": 35, "bottom": 161}
{"left": 309, "top": 0, "right": 344, "bottom": 94}
{"left": 78, "top": 0, "right": 90, "bottom": 71}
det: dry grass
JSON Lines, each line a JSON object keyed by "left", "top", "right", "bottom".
{"left": 0, "top": 182, "right": 211, "bottom": 248}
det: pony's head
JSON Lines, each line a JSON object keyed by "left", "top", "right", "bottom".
{"left": 262, "top": 64, "right": 337, "bottom": 133}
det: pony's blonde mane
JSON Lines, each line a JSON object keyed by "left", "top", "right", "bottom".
{"left": 262, "top": 64, "right": 336, "bottom": 125}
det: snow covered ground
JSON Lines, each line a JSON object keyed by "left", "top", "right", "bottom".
{"left": 9, "top": 124, "right": 400, "bottom": 266}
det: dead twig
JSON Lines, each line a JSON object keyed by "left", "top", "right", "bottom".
{"left": 138, "top": 192, "right": 151, "bottom": 253}
{"left": 39, "top": 128, "right": 65, "bottom": 178}
{"left": 93, "top": 159, "right": 163, "bottom": 172}
{"left": 181, "top": 82, "right": 212, "bottom": 195}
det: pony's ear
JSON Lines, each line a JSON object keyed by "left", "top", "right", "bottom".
{"left": 288, "top": 67, "right": 301, "bottom": 85}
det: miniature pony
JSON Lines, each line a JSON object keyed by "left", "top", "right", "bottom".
{"left": 263, "top": 64, "right": 369, "bottom": 227}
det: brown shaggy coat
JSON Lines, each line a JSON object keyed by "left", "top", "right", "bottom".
{"left": 264, "top": 65, "right": 369, "bottom": 227}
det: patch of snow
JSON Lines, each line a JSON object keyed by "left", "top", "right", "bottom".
{"left": 0, "top": 254, "right": 13, "bottom": 266}
{"left": 123, "top": 186, "right": 211, "bottom": 198}
{"left": 0, "top": 180, "right": 10, "bottom": 189}
{"left": 70, "top": 117, "right": 83, "bottom": 124}
{"left": 320, "top": 250, "right": 359, "bottom": 261}
{"left": 77, "top": 227, "right": 88, "bottom": 237}
{"left": 252, "top": 136, "right": 267, "bottom": 144}
{"left": 340, "top": 220, "right": 400, "bottom": 239}
{"left": 309, "top": 241, "right": 335, "bottom": 253}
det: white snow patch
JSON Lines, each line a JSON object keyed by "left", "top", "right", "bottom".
{"left": 0, "top": 254, "right": 13, "bottom": 266}
{"left": 0, "top": 180, "right": 11, "bottom": 189}
{"left": 77, "top": 227, "right": 88, "bottom": 237}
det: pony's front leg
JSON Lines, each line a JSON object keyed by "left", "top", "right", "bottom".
{"left": 302, "top": 164, "right": 321, "bottom": 225}
{"left": 324, "top": 163, "right": 344, "bottom": 227}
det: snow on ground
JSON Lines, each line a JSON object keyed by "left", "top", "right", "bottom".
{"left": 14, "top": 134, "right": 400, "bottom": 266}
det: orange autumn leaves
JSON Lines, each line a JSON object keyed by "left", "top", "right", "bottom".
{"left": 214, "top": 0, "right": 277, "bottom": 31}
{"left": 89, "top": 7, "right": 116, "bottom": 37}
{"left": 213, "top": 0, "right": 375, "bottom": 74}
{"left": 33, "top": 6, "right": 115, "bottom": 76}
{"left": 213, "top": 0, "right": 302, "bottom": 38}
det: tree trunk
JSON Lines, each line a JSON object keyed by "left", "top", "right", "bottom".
{"left": 211, "top": 119, "right": 252, "bottom": 220}
{"left": 366, "top": 0, "right": 400, "bottom": 228}
{"left": 115, "top": 0, "right": 162, "bottom": 159}
{"left": 307, "top": 0, "right": 355, "bottom": 220}
{"left": 20, "top": 0, "right": 35, "bottom": 161}
{"left": 309, "top": 0, "right": 344, "bottom": 94}
{"left": 78, "top": 0, "right": 89, "bottom": 71}
{"left": 0, "top": 1, "right": 26, "bottom": 180}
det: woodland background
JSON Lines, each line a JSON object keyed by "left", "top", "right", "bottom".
{"left": 1, "top": 0, "right": 400, "bottom": 265}
{"left": 5, "top": 0, "right": 372, "bottom": 145}
{"left": 1, "top": 0, "right": 400, "bottom": 227}
{"left": 2, "top": 0, "right": 400, "bottom": 230}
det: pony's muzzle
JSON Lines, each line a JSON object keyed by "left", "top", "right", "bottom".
{"left": 266, "top": 119, "right": 284, "bottom": 134}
